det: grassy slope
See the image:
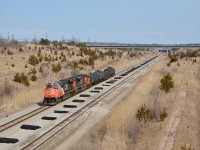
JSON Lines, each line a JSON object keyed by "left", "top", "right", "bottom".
{"left": 70, "top": 54, "right": 200, "bottom": 150}
{"left": 0, "top": 44, "right": 155, "bottom": 116}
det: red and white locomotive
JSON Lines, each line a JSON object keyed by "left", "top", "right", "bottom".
{"left": 43, "top": 67, "right": 115, "bottom": 105}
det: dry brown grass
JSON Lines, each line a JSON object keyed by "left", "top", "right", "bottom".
{"left": 0, "top": 44, "right": 156, "bottom": 116}
{"left": 172, "top": 58, "right": 200, "bottom": 149}
{"left": 70, "top": 53, "right": 200, "bottom": 150}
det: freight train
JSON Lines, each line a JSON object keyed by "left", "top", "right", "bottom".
{"left": 43, "top": 67, "right": 115, "bottom": 105}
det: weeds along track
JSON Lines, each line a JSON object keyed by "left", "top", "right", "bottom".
{"left": 0, "top": 54, "right": 161, "bottom": 150}
{"left": 21, "top": 55, "right": 161, "bottom": 150}
{"left": 0, "top": 55, "right": 155, "bottom": 132}
{"left": 0, "top": 106, "right": 50, "bottom": 132}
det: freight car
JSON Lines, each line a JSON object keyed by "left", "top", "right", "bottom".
{"left": 43, "top": 67, "right": 115, "bottom": 105}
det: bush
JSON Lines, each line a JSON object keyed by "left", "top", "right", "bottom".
{"left": 39, "top": 56, "right": 43, "bottom": 62}
{"left": 7, "top": 50, "right": 14, "bottom": 55}
{"left": 40, "top": 38, "right": 50, "bottom": 45}
{"left": 160, "top": 108, "right": 168, "bottom": 121}
{"left": 30, "top": 75, "right": 37, "bottom": 81}
{"left": 167, "top": 62, "right": 171, "bottom": 67}
{"left": 130, "top": 52, "right": 136, "bottom": 58}
{"left": 135, "top": 104, "right": 152, "bottom": 124}
{"left": 1, "top": 80, "right": 14, "bottom": 97}
{"left": 39, "top": 66, "right": 43, "bottom": 73}
{"left": 37, "top": 48, "right": 41, "bottom": 57}
{"left": 177, "top": 62, "right": 180, "bottom": 67}
{"left": 160, "top": 73, "right": 174, "bottom": 93}
{"left": 180, "top": 52, "right": 186, "bottom": 59}
{"left": 51, "top": 63, "right": 62, "bottom": 73}
{"left": 88, "top": 56, "right": 94, "bottom": 66}
{"left": 72, "top": 61, "right": 78, "bottom": 69}
{"left": 61, "top": 55, "right": 66, "bottom": 62}
{"left": 13, "top": 73, "right": 30, "bottom": 86}
{"left": 11, "top": 64, "right": 15, "bottom": 67}
{"left": 31, "top": 67, "right": 37, "bottom": 74}
{"left": 25, "top": 64, "right": 28, "bottom": 68}
{"left": 28, "top": 55, "right": 39, "bottom": 66}
{"left": 19, "top": 47, "right": 23, "bottom": 52}
{"left": 170, "top": 55, "right": 178, "bottom": 63}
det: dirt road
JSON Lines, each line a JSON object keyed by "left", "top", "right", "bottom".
{"left": 159, "top": 85, "right": 187, "bottom": 150}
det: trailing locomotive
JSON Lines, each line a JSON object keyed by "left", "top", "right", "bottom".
{"left": 43, "top": 67, "right": 115, "bottom": 105}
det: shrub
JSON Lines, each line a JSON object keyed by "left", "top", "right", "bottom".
{"left": 61, "top": 55, "right": 66, "bottom": 62}
{"left": 7, "top": 50, "right": 14, "bottom": 55}
{"left": 160, "top": 73, "right": 174, "bottom": 93}
{"left": 181, "top": 144, "right": 194, "bottom": 150}
{"left": 37, "top": 48, "right": 41, "bottom": 57}
{"left": 51, "top": 63, "right": 62, "bottom": 73}
{"left": 31, "top": 67, "right": 37, "bottom": 74}
{"left": 72, "top": 61, "right": 78, "bottom": 69}
{"left": 13, "top": 73, "right": 30, "bottom": 86}
{"left": 130, "top": 52, "right": 136, "bottom": 58}
{"left": 170, "top": 55, "right": 178, "bottom": 63}
{"left": 160, "top": 108, "right": 168, "bottom": 121}
{"left": 88, "top": 56, "right": 94, "bottom": 66}
{"left": 167, "top": 62, "right": 171, "bottom": 67}
{"left": 19, "top": 47, "right": 23, "bottom": 52}
{"left": 11, "top": 64, "right": 15, "bottom": 67}
{"left": 30, "top": 75, "right": 37, "bottom": 81}
{"left": 177, "top": 62, "right": 180, "bottom": 67}
{"left": 135, "top": 104, "right": 152, "bottom": 124}
{"left": 25, "top": 64, "right": 28, "bottom": 68}
{"left": 39, "top": 56, "right": 43, "bottom": 62}
{"left": 180, "top": 52, "right": 186, "bottom": 59}
{"left": 39, "top": 66, "right": 43, "bottom": 73}
{"left": 28, "top": 55, "right": 39, "bottom": 66}
{"left": 1, "top": 80, "right": 14, "bottom": 96}
{"left": 40, "top": 38, "right": 50, "bottom": 45}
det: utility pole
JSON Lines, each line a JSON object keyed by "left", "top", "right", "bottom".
{"left": 12, "top": 34, "right": 14, "bottom": 41}
{"left": 34, "top": 35, "right": 37, "bottom": 44}
{"left": 8, "top": 31, "right": 10, "bottom": 41}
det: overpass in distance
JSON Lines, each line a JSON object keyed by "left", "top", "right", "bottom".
{"left": 86, "top": 44, "right": 200, "bottom": 49}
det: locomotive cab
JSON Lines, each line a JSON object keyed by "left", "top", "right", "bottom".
{"left": 43, "top": 83, "right": 64, "bottom": 105}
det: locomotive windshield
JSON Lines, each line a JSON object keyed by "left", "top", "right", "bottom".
{"left": 46, "top": 84, "right": 59, "bottom": 89}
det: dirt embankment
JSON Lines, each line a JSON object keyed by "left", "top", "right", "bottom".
{"left": 68, "top": 54, "right": 200, "bottom": 150}
{"left": 0, "top": 44, "right": 156, "bottom": 117}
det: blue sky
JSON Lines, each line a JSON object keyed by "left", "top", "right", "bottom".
{"left": 0, "top": 0, "right": 200, "bottom": 44}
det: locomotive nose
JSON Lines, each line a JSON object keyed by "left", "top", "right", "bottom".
{"left": 44, "top": 88, "right": 56, "bottom": 98}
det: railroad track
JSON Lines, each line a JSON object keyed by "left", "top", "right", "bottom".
{"left": 20, "top": 54, "right": 161, "bottom": 150}
{"left": 0, "top": 57, "right": 136, "bottom": 133}
{"left": 0, "top": 106, "right": 50, "bottom": 132}
{"left": 0, "top": 55, "right": 151, "bottom": 132}
{"left": 0, "top": 54, "right": 161, "bottom": 150}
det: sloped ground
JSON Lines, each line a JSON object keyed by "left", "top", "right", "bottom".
{"left": 67, "top": 55, "right": 200, "bottom": 150}
{"left": 0, "top": 44, "right": 155, "bottom": 117}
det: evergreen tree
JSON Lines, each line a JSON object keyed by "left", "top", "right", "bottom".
{"left": 160, "top": 73, "right": 174, "bottom": 93}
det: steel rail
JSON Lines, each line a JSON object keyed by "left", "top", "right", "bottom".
{"left": 21, "top": 54, "right": 160, "bottom": 150}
